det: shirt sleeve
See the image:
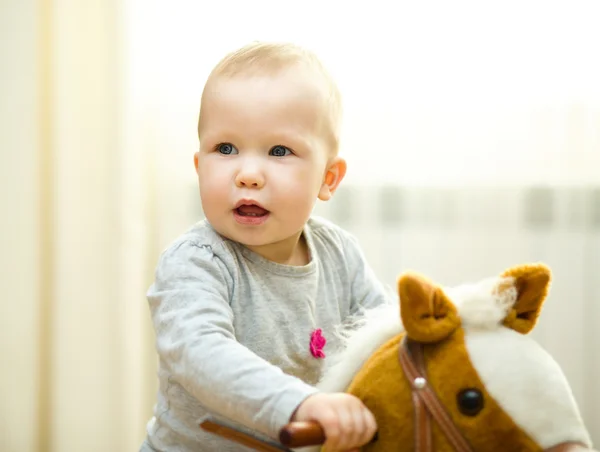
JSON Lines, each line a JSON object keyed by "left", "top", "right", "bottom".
{"left": 147, "top": 239, "right": 318, "bottom": 439}
{"left": 342, "top": 232, "right": 395, "bottom": 315}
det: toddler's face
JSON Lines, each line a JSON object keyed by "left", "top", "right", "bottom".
{"left": 195, "top": 70, "right": 333, "bottom": 254}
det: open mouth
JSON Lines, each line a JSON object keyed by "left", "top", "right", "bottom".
{"left": 233, "top": 201, "right": 270, "bottom": 225}
{"left": 235, "top": 204, "right": 269, "bottom": 217}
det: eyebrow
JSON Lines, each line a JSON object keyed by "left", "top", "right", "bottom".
{"left": 200, "top": 130, "right": 314, "bottom": 151}
{"left": 198, "top": 130, "right": 242, "bottom": 148}
{"left": 268, "top": 132, "right": 313, "bottom": 150}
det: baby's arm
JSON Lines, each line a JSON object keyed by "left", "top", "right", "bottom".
{"left": 148, "top": 240, "right": 318, "bottom": 439}
{"left": 343, "top": 232, "right": 394, "bottom": 315}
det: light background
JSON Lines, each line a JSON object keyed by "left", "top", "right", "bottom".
{"left": 1, "top": 1, "right": 599, "bottom": 450}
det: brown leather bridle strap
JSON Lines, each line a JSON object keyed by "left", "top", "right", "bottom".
{"left": 410, "top": 337, "right": 432, "bottom": 452}
{"left": 399, "top": 337, "right": 474, "bottom": 452}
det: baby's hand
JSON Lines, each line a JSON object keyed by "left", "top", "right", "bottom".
{"left": 291, "top": 392, "right": 377, "bottom": 452}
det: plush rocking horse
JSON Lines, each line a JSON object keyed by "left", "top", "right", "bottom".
{"left": 201, "top": 263, "right": 596, "bottom": 451}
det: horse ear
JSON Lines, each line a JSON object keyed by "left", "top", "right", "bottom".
{"left": 501, "top": 263, "right": 552, "bottom": 334}
{"left": 398, "top": 272, "right": 461, "bottom": 343}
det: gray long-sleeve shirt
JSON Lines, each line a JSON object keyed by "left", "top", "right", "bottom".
{"left": 142, "top": 216, "right": 392, "bottom": 451}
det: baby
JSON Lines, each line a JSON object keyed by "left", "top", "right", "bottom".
{"left": 140, "top": 41, "right": 391, "bottom": 452}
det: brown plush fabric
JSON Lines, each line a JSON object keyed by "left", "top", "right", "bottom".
{"left": 346, "top": 331, "right": 543, "bottom": 451}
{"left": 341, "top": 269, "right": 551, "bottom": 451}
{"left": 399, "top": 272, "right": 460, "bottom": 343}
{"left": 501, "top": 263, "right": 551, "bottom": 334}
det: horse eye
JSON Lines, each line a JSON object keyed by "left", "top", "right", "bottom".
{"left": 457, "top": 388, "right": 484, "bottom": 416}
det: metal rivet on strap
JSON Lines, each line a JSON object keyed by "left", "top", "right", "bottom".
{"left": 413, "top": 377, "right": 426, "bottom": 389}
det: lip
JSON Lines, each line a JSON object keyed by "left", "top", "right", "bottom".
{"left": 233, "top": 210, "right": 270, "bottom": 225}
{"left": 234, "top": 199, "right": 267, "bottom": 210}
{"left": 233, "top": 198, "right": 270, "bottom": 226}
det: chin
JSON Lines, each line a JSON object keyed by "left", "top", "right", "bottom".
{"left": 234, "top": 231, "right": 293, "bottom": 250}
{"left": 232, "top": 235, "right": 268, "bottom": 247}
{"left": 220, "top": 226, "right": 272, "bottom": 247}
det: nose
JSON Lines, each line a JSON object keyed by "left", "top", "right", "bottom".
{"left": 235, "top": 160, "right": 265, "bottom": 189}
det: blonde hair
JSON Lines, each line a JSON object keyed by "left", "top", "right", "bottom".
{"left": 198, "top": 41, "right": 342, "bottom": 153}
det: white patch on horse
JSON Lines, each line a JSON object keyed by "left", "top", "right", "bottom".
{"left": 465, "top": 327, "right": 592, "bottom": 448}
{"left": 442, "top": 276, "right": 517, "bottom": 331}
{"left": 317, "top": 303, "right": 403, "bottom": 393}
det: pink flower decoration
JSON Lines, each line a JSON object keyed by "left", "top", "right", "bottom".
{"left": 309, "top": 328, "right": 326, "bottom": 359}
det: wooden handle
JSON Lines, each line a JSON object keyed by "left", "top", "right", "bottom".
{"left": 200, "top": 419, "right": 288, "bottom": 452}
{"left": 279, "top": 421, "right": 326, "bottom": 447}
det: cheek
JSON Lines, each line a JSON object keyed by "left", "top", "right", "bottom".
{"left": 276, "top": 161, "right": 323, "bottom": 190}
{"left": 197, "top": 162, "right": 230, "bottom": 205}
{"left": 199, "top": 160, "right": 226, "bottom": 186}
{"left": 276, "top": 172, "right": 322, "bottom": 205}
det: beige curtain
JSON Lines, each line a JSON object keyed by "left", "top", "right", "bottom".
{"left": 1, "top": 1, "right": 157, "bottom": 451}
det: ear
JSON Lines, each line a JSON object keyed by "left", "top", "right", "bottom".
{"left": 399, "top": 272, "right": 461, "bottom": 343}
{"left": 318, "top": 157, "right": 347, "bottom": 201}
{"left": 194, "top": 152, "right": 200, "bottom": 173}
{"left": 501, "top": 263, "right": 551, "bottom": 334}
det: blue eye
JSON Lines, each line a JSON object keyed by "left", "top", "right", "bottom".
{"left": 216, "top": 143, "right": 237, "bottom": 155}
{"left": 269, "top": 145, "right": 292, "bottom": 157}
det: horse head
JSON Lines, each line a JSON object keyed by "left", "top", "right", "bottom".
{"left": 317, "top": 263, "right": 593, "bottom": 451}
